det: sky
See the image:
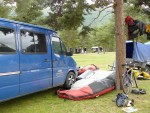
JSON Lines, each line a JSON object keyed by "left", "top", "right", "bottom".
{"left": 86, "top": 0, "right": 95, "bottom": 4}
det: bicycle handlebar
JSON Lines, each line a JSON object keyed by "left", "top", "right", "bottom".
{"left": 122, "top": 62, "right": 136, "bottom": 68}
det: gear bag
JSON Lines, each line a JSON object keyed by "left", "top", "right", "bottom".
{"left": 116, "top": 93, "right": 129, "bottom": 107}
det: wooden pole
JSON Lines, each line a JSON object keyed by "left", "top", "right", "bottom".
{"left": 114, "top": 0, "right": 126, "bottom": 89}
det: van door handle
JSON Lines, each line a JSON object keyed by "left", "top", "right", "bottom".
{"left": 44, "top": 59, "right": 50, "bottom": 62}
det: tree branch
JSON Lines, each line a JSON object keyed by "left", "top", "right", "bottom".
{"left": 88, "top": 4, "right": 114, "bottom": 26}
{"left": 98, "top": 11, "right": 113, "bottom": 22}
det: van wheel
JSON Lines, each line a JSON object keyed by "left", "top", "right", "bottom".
{"left": 63, "top": 72, "right": 76, "bottom": 89}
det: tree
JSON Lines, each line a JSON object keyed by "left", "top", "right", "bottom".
{"left": 0, "top": 0, "right": 12, "bottom": 18}
{"left": 0, "top": 6, "right": 10, "bottom": 18}
{"left": 59, "top": 29, "right": 79, "bottom": 49}
{"left": 44, "top": 0, "right": 111, "bottom": 31}
{"left": 114, "top": 0, "right": 125, "bottom": 89}
{"left": 90, "top": 22, "right": 115, "bottom": 53}
{"left": 1, "top": 0, "right": 114, "bottom": 33}
{"left": 124, "top": 2, "right": 150, "bottom": 43}
{"left": 124, "top": 0, "right": 150, "bottom": 21}
{"left": 12, "top": 0, "right": 43, "bottom": 24}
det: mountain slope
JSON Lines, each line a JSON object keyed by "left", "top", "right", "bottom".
{"left": 83, "top": 7, "right": 113, "bottom": 27}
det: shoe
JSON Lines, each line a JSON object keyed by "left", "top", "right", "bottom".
{"left": 131, "top": 89, "right": 140, "bottom": 94}
{"left": 139, "top": 89, "right": 146, "bottom": 94}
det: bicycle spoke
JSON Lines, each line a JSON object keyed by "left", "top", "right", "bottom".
{"left": 122, "top": 75, "right": 131, "bottom": 94}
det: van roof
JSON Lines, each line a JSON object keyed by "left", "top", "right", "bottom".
{"left": 0, "top": 18, "right": 56, "bottom": 33}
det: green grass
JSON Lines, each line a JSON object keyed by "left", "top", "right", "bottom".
{"left": 0, "top": 52, "right": 150, "bottom": 113}
{"left": 73, "top": 52, "right": 116, "bottom": 70}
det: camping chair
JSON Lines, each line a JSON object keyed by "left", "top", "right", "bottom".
{"left": 108, "top": 61, "right": 116, "bottom": 71}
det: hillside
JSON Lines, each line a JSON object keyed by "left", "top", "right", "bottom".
{"left": 83, "top": 7, "right": 113, "bottom": 27}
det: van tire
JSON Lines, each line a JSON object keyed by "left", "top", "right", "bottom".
{"left": 63, "top": 72, "right": 76, "bottom": 89}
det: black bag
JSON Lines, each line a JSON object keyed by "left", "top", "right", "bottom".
{"left": 116, "top": 93, "right": 129, "bottom": 107}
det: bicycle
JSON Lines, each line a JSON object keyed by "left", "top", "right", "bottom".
{"left": 122, "top": 62, "right": 138, "bottom": 94}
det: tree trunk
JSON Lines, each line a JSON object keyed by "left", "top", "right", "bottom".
{"left": 114, "top": 0, "right": 126, "bottom": 90}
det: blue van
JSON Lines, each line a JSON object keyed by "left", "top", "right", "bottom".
{"left": 0, "top": 18, "right": 77, "bottom": 102}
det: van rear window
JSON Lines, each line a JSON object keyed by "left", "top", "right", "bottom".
{"left": 21, "top": 30, "right": 47, "bottom": 54}
{"left": 0, "top": 27, "right": 16, "bottom": 53}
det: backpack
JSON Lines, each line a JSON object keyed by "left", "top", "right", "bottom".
{"left": 116, "top": 93, "right": 129, "bottom": 107}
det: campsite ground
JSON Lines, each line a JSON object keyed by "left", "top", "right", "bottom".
{"left": 0, "top": 52, "right": 150, "bottom": 113}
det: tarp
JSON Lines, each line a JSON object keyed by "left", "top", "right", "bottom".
{"left": 57, "top": 70, "right": 115, "bottom": 100}
{"left": 133, "top": 42, "right": 150, "bottom": 62}
{"left": 126, "top": 41, "right": 150, "bottom": 62}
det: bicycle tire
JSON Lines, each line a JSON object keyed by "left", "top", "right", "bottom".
{"left": 145, "top": 65, "right": 150, "bottom": 75}
{"left": 122, "top": 74, "right": 131, "bottom": 94}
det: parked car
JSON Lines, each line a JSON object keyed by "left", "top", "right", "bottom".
{"left": 91, "top": 46, "right": 103, "bottom": 53}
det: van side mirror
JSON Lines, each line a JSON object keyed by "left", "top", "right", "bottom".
{"left": 66, "top": 51, "right": 73, "bottom": 56}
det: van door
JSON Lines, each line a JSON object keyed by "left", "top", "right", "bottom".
{"left": 0, "top": 22, "right": 19, "bottom": 101}
{"left": 18, "top": 25, "right": 52, "bottom": 95}
{"left": 51, "top": 35, "right": 69, "bottom": 86}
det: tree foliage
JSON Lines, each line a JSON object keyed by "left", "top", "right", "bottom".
{"left": 0, "top": 6, "right": 10, "bottom": 18}
{"left": 13, "top": 0, "right": 43, "bottom": 24}
{"left": 0, "top": 0, "right": 12, "bottom": 18}
{"left": 90, "top": 21, "right": 115, "bottom": 52}
{"left": 125, "top": 0, "right": 150, "bottom": 19}
{"left": 3, "top": 0, "right": 150, "bottom": 52}
{"left": 124, "top": 0, "right": 150, "bottom": 43}
{"left": 59, "top": 30, "right": 79, "bottom": 49}
{"left": 44, "top": 0, "right": 111, "bottom": 32}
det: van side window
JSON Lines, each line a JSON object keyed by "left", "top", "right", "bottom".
{"left": 21, "top": 30, "right": 47, "bottom": 53}
{"left": 51, "top": 36, "right": 61, "bottom": 55}
{"left": 0, "top": 27, "right": 16, "bottom": 53}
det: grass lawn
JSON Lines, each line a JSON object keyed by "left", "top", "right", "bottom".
{"left": 0, "top": 52, "right": 150, "bottom": 113}
{"left": 73, "top": 52, "right": 115, "bottom": 69}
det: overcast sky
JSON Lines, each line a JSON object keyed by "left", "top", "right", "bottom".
{"left": 86, "top": 0, "right": 95, "bottom": 4}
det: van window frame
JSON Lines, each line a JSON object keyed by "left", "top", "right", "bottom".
{"left": 0, "top": 26, "right": 17, "bottom": 54}
{"left": 20, "top": 29, "right": 48, "bottom": 54}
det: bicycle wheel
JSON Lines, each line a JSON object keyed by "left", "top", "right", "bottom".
{"left": 122, "top": 74, "right": 131, "bottom": 94}
{"left": 145, "top": 65, "right": 150, "bottom": 75}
